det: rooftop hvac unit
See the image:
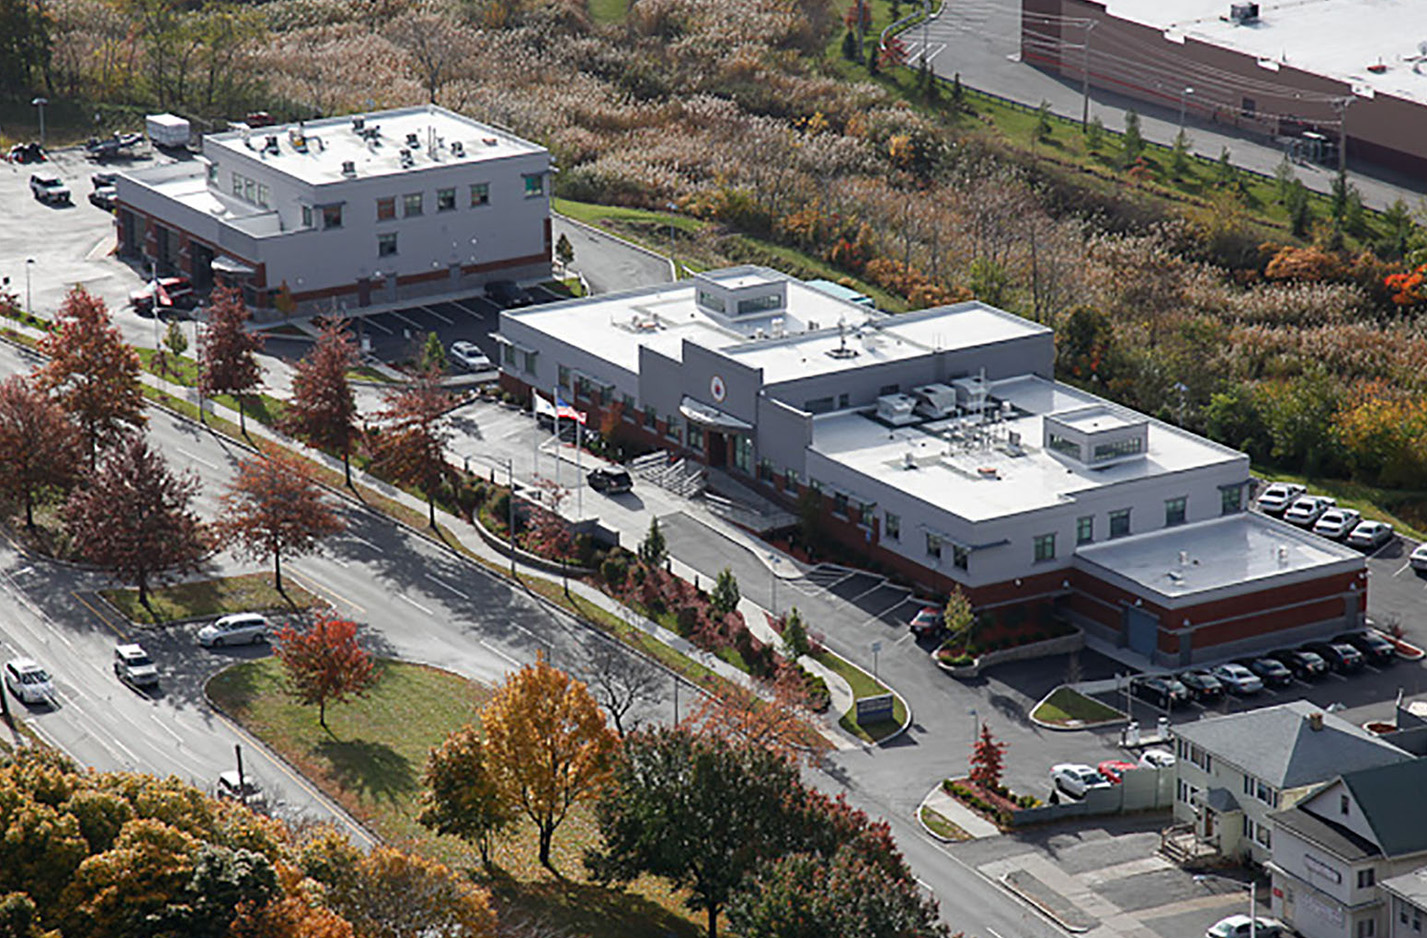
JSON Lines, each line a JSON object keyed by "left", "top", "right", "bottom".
{"left": 911, "top": 383, "right": 958, "bottom": 419}
{"left": 876, "top": 393, "right": 919, "bottom": 426}
{"left": 1229, "top": 2, "right": 1259, "bottom": 23}
{"left": 352, "top": 116, "right": 365, "bottom": 131}
{"left": 264, "top": 134, "right": 279, "bottom": 153}
{"left": 903, "top": 451, "right": 916, "bottom": 469}
{"left": 340, "top": 160, "right": 356, "bottom": 177}
{"left": 451, "top": 141, "right": 465, "bottom": 157}
{"left": 771, "top": 317, "right": 785, "bottom": 338}
{"left": 406, "top": 132, "right": 420, "bottom": 147}
{"left": 399, "top": 148, "right": 413, "bottom": 167}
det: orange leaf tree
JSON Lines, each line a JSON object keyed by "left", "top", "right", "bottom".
{"left": 36, "top": 285, "right": 145, "bottom": 468}
{"left": 370, "top": 367, "right": 453, "bottom": 527}
{"left": 0, "top": 374, "right": 83, "bottom": 530}
{"left": 481, "top": 655, "right": 619, "bottom": 871}
{"left": 198, "top": 286, "right": 265, "bottom": 432}
{"left": 281, "top": 318, "right": 360, "bottom": 486}
{"left": 272, "top": 612, "right": 377, "bottom": 730}
{"left": 217, "top": 450, "right": 345, "bottom": 593}
{"left": 683, "top": 669, "right": 831, "bottom": 766}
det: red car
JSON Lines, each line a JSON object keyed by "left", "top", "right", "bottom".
{"left": 909, "top": 606, "right": 944, "bottom": 639}
{"left": 1097, "top": 760, "right": 1138, "bottom": 784}
{"left": 129, "top": 276, "right": 197, "bottom": 315}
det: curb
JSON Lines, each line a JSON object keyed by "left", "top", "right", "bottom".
{"left": 998, "top": 872, "right": 1094, "bottom": 934}
{"left": 916, "top": 791, "right": 970, "bottom": 844}
{"left": 1028, "top": 685, "right": 1127, "bottom": 732}
{"left": 818, "top": 647, "right": 913, "bottom": 748}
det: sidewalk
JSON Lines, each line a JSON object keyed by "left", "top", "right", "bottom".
{"left": 920, "top": 785, "right": 1001, "bottom": 839}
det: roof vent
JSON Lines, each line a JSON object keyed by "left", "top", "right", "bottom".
{"left": 352, "top": 116, "right": 366, "bottom": 131}
{"left": 1229, "top": 2, "right": 1259, "bottom": 23}
{"left": 406, "top": 132, "right": 420, "bottom": 147}
{"left": 903, "top": 451, "right": 916, "bottom": 469}
{"left": 483, "top": 137, "right": 498, "bottom": 146}
{"left": 264, "top": 134, "right": 279, "bottom": 153}
{"left": 341, "top": 160, "right": 356, "bottom": 177}
{"left": 399, "top": 148, "right": 413, "bottom": 167}
{"left": 1308, "top": 711, "right": 1324, "bottom": 731}
{"left": 451, "top": 141, "right": 465, "bottom": 157}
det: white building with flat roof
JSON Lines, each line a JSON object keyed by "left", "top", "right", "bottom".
{"left": 114, "top": 105, "right": 552, "bottom": 312}
{"left": 498, "top": 267, "right": 1367, "bottom": 664}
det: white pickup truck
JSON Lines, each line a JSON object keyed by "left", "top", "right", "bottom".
{"left": 29, "top": 173, "right": 71, "bottom": 205}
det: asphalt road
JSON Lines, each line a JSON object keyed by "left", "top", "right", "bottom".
{"left": 552, "top": 213, "right": 672, "bottom": 296}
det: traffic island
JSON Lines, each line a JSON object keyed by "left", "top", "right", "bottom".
{"left": 1029, "top": 685, "right": 1125, "bottom": 731}
{"left": 98, "top": 572, "right": 323, "bottom": 626}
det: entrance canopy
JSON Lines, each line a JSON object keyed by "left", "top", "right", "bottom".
{"left": 679, "top": 395, "right": 753, "bottom": 432}
{"left": 212, "top": 254, "right": 256, "bottom": 276}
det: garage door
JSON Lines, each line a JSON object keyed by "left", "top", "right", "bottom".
{"left": 1124, "top": 605, "right": 1159, "bottom": 658}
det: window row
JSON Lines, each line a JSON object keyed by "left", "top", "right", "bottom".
{"left": 229, "top": 172, "right": 270, "bottom": 209}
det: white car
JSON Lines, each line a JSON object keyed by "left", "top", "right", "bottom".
{"left": 1139, "top": 748, "right": 1177, "bottom": 769}
{"left": 1050, "top": 763, "right": 1113, "bottom": 799}
{"left": 1284, "top": 495, "right": 1336, "bottom": 527}
{"left": 1346, "top": 520, "right": 1394, "bottom": 550}
{"left": 1208, "top": 663, "right": 1264, "bottom": 695}
{"left": 448, "top": 341, "right": 492, "bottom": 371}
{"left": 113, "top": 643, "right": 160, "bottom": 688}
{"left": 1411, "top": 543, "right": 1427, "bottom": 572}
{"left": 1206, "top": 914, "right": 1283, "bottom": 938}
{"left": 1312, "top": 508, "right": 1361, "bottom": 540}
{"left": 4, "top": 657, "right": 54, "bottom": 704}
{"left": 198, "top": 613, "right": 269, "bottom": 648}
{"left": 1256, "top": 482, "right": 1305, "bottom": 515}
{"left": 216, "top": 771, "right": 267, "bottom": 810}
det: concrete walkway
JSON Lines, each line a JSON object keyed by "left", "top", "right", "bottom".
{"left": 921, "top": 784, "right": 1003, "bottom": 839}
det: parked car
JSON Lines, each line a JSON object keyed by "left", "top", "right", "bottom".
{"left": 113, "top": 643, "right": 159, "bottom": 688}
{"left": 198, "top": 613, "right": 269, "bottom": 648}
{"left": 448, "top": 340, "right": 492, "bottom": 371}
{"left": 1208, "top": 663, "right": 1264, "bottom": 695}
{"left": 908, "top": 606, "right": 944, "bottom": 639}
{"left": 485, "top": 279, "right": 533, "bottom": 307}
{"left": 1238, "top": 657, "right": 1294, "bottom": 689}
{"left": 1334, "top": 631, "right": 1397, "bottom": 668}
{"left": 1130, "top": 675, "right": 1191, "bottom": 709}
{"left": 215, "top": 771, "right": 267, "bottom": 810}
{"left": 129, "top": 276, "right": 197, "bottom": 315}
{"left": 88, "top": 186, "right": 117, "bottom": 211}
{"left": 3, "top": 657, "right": 53, "bottom": 705}
{"left": 587, "top": 467, "right": 634, "bottom": 495}
{"left": 1177, "top": 669, "right": 1225, "bottom": 702}
{"left": 1256, "top": 482, "right": 1306, "bottom": 515}
{"left": 1410, "top": 543, "right": 1427, "bottom": 572}
{"left": 1346, "top": 520, "right": 1394, "bottom": 551}
{"left": 1312, "top": 508, "right": 1362, "bottom": 540}
{"left": 91, "top": 171, "right": 118, "bottom": 189}
{"left": 1269, "top": 648, "right": 1329, "bottom": 680}
{"left": 1206, "top": 914, "right": 1284, "bottom": 938}
{"left": 29, "top": 173, "right": 71, "bottom": 204}
{"left": 1050, "top": 763, "right": 1113, "bottom": 799}
{"left": 9, "top": 141, "right": 45, "bottom": 163}
{"left": 1097, "top": 760, "right": 1138, "bottom": 784}
{"left": 1303, "top": 641, "right": 1365, "bottom": 674}
{"left": 1284, "top": 495, "right": 1336, "bottom": 527}
{"left": 1139, "top": 748, "right": 1176, "bottom": 769}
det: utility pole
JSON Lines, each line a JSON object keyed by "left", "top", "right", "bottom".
{"left": 1334, "top": 96, "right": 1353, "bottom": 174}
{"left": 1080, "top": 21, "right": 1097, "bottom": 126}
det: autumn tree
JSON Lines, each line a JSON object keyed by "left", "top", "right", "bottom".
{"left": 199, "top": 285, "right": 265, "bottom": 432}
{"left": 588, "top": 728, "right": 807, "bottom": 938}
{"left": 271, "top": 612, "right": 378, "bottom": 730}
{"left": 370, "top": 367, "right": 453, "bottom": 527}
{"left": 968, "top": 723, "right": 1007, "bottom": 790}
{"left": 942, "top": 587, "right": 976, "bottom": 649}
{"left": 683, "top": 671, "right": 830, "bottom": 766}
{"left": 320, "top": 846, "right": 497, "bottom": 938}
{"left": 36, "top": 285, "right": 146, "bottom": 467}
{"left": 579, "top": 641, "right": 662, "bottom": 738}
{"left": 281, "top": 318, "right": 360, "bottom": 486}
{"left": 418, "top": 725, "right": 514, "bottom": 869}
{"left": 482, "top": 655, "right": 618, "bottom": 871}
{"left": 64, "top": 436, "right": 208, "bottom": 610}
{"left": 0, "top": 375, "right": 83, "bottom": 530}
{"left": 216, "top": 451, "right": 345, "bottom": 593}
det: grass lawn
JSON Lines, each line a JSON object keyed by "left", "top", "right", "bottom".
{"left": 1032, "top": 686, "right": 1123, "bottom": 727}
{"left": 100, "top": 572, "right": 322, "bottom": 625}
{"left": 919, "top": 805, "right": 971, "bottom": 842}
{"left": 586, "top": 0, "right": 627, "bottom": 25}
{"left": 813, "top": 649, "right": 908, "bottom": 743}
{"left": 208, "top": 658, "right": 699, "bottom": 938}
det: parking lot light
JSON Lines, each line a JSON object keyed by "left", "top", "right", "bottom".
{"left": 31, "top": 97, "right": 47, "bottom": 147}
{"left": 1194, "top": 874, "right": 1259, "bottom": 938}
{"left": 25, "top": 258, "right": 34, "bottom": 319}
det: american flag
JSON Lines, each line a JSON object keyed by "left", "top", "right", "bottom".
{"left": 555, "top": 391, "right": 586, "bottom": 425}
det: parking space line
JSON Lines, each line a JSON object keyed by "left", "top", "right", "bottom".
{"left": 389, "top": 311, "right": 426, "bottom": 331}
{"left": 419, "top": 305, "right": 454, "bottom": 325}
{"left": 844, "top": 581, "right": 891, "bottom": 605}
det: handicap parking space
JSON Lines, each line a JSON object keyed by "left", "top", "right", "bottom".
{"left": 825, "top": 571, "right": 885, "bottom": 602}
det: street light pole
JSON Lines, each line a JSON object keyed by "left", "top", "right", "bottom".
{"left": 1179, "top": 86, "right": 1194, "bottom": 130}
{"left": 31, "top": 98, "right": 47, "bottom": 147}
{"left": 503, "top": 457, "right": 517, "bottom": 577}
{"left": 24, "top": 258, "right": 34, "bottom": 320}
{"left": 1080, "top": 20, "right": 1097, "bottom": 126}
{"left": 1193, "top": 874, "right": 1260, "bottom": 938}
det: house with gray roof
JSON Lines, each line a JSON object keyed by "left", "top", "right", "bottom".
{"left": 1380, "top": 866, "right": 1427, "bottom": 938}
{"left": 1171, "top": 701, "right": 1412, "bottom": 864}
{"left": 1267, "top": 759, "right": 1427, "bottom": 938}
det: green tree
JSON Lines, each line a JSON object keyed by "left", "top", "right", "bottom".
{"left": 1286, "top": 179, "right": 1312, "bottom": 237}
{"left": 555, "top": 232, "right": 575, "bottom": 270}
{"left": 1035, "top": 100, "right": 1052, "bottom": 140}
{"left": 419, "top": 726, "right": 514, "bottom": 869}
{"left": 1121, "top": 109, "right": 1144, "bottom": 166}
{"left": 1274, "top": 153, "right": 1297, "bottom": 203}
{"left": 1203, "top": 384, "right": 1270, "bottom": 460}
{"left": 951, "top": 72, "right": 964, "bottom": 106}
{"left": 638, "top": 516, "right": 667, "bottom": 569}
{"left": 1168, "top": 129, "right": 1190, "bottom": 177}
{"left": 781, "top": 607, "right": 810, "bottom": 659}
{"left": 967, "top": 256, "right": 1010, "bottom": 306}
{"left": 1256, "top": 370, "right": 1346, "bottom": 477}
{"left": 1085, "top": 115, "right": 1105, "bottom": 149}
{"left": 1379, "top": 198, "right": 1415, "bottom": 260}
{"left": 710, "top": 567, "right": 740, "bottom": 618}
{"left": 420, "top": 331, "right": 447, "bottom": 372}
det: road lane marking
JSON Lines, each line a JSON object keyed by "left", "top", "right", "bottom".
{"left": 426, "top": 573, "right": 469, "bottom": 600}
{"left": 346, "top": 534, "right": 384, "bottom": 553}
{"left": 1395, "top": 562, "right": 1412, "bottom": 577}
{"left": 398, "top": 593, "right": 433, "bottom": 616}
{"left": 151, "top": 712, "right": 184, "bottom": 745}
{"left": 288, "top": 571, "right": 365, "bottom": 615}
{"left": 71, "top": 591, "right": 130, "bottom": 640}
{"left": 480, "top": 640, "right": 522, "bottom": 668}
{"left": 176, "top": 447, "right": 218, "bottom": 470}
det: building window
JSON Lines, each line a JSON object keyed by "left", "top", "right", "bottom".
{"left": 621, "top": 394, "right": 636, "bottom": 422}
{"left": 1165, "top": 496, "right": 1187, "bottom": 527}
{"left": 301, "top": 205, "right": 313, "bottom": 228}
{"left": 884, "top": 511, "right": 899, "bottom": 540}
{"left": 696, "top": 289, "right": 726, "bottom": 313}
{"left": 804, "top": 396, "right": 834, "bottom": 414}
{"left": 376, "top": 197, "right": 396, "bottom": 221}
{"left": 403, "top": 193, "right": 423, "bottom": 217}
{"left": 953, "top": 544, "right": 969, "bottom": 571}
{"left": 644, "top": 406, "right": 657, "bottom": 429}
{"left": 502, "top": 343, "right": 516, "bottom": 365}
{"left": 1256, "top": 825, "right": 1271, "bottom": 848}
{"left": 1047, "top": 433, "right": 1081, "bottom": 459}
{"left": 833, "top": 492, "right": 849, "bottom": 517}
{"left": 322, "top": 205, "right": 343, "bottom": 229}
{"left": 377, "top": 233, "right": 397, "bottom": 257}
{"left": 1221, "top": 485, "right": 1243, "bottom": 515}
{"left": 1109, "top": 509, "right": 1131, "bottom": 538}
{"left": 688, "top": 425, "right": 704, "bottom": 451}
{"left": 1033, "top": 533, "right": 1056, "bottom": 562}
{"left": 521, "top": 350, "right": 536, "bottom": 374}
{"left": 785, "top": 467, "right": 799, "bottom": 490}
{"left": 736, "top": 293, "right": 782, "bottom": 315}
{"left": 436, "top": 187, "right": 456, "bottom": 212}
{"left": 1359, "top": 869, "right": 1376, "bottom": 889}
{"left": 757, "top": 458, "right": 775, "bottom": 482}
{"left": 470, "top": 183, "right": 490, "bottom": 206}
{"left": 557, "top": 365, "right": 570, "bottom": 389}
{"left": 838, "top": 392, "right": 850, "bottom": 409}
{"left": 523, "top": 173, "right": 544, "bottom": 197}
{"left": 206, "top": 163, "right": 218, "bottom": 185}
{"left": 666, "top": 415, "right": 682, "bottom": 445}
{"left": 1342, "top": 794, "right": 1351, "bottom": 816}
{"left": 926, "top": 533, "right": 942, "bottom": 560}
{"left": 231, "top": 173, "right": 242, "bottom": 196}
{"left": 256, "top": 184, "right": 270, "bottom": 208}
{"left": 1076, "top": 515, "right": 1093, "bottom": 545}
{"left": 860, "top": 502, "right": 874, "bottom": 527}
{"left": 243, "top": 178, "right": 256, "bottom": 203}
{"left": 1093, "top": 437, "right": 1144, "bottom": 462}
{"left": 879, "top": 383, "right": 900, "bottom": 396}
{"left": 1358, "top": 918, "right": 1375, "bottom": 938}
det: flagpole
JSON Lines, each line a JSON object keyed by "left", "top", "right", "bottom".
{"left": 531, "top": 389, "right": 539, "bottom": 482}
{"left": 576, "top": 416, "right": 583, "bottom": 518}
{"left": 552, "top": 386, "right": 561, "bottom": 491}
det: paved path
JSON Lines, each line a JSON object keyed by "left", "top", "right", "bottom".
{"left": 922, "top": 785, "right": 1003, "bottom": 839}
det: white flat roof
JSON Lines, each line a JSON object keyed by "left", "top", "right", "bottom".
{"left": 126, "top": 164, "right": 284, "bottom": 236}
{"left": 1103, "top": 0, "right": 1427, "bottom": 105}
{"left": 204, "top": 105, "right": 545, "bottom": 186}
{"left": 1074, "top": 511, "right": 1362, "bottom": 601}
{"left": 809, "top": 375, "right": 1244, "bottom": 521}
{"left": 503, "top": 272, "right": 1048, "bottom": 384}
{"left": 1054, "top": 405, "right": 1138, "bottom": 433}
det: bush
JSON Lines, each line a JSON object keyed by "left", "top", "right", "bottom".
{"left": 601, "top": 555, "right": 628, "bottom": 587}
{"left": 676, "top": 605, "right": 700, "bottom": 637}
{"left": 792, "top": 664, "right": 831, "bottom": 712}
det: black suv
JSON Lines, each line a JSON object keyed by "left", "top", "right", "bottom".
{"left": 1131, "top": 675, "right": 1191, "bottom": 709}
{"left": 587, "top": 467, "right": 633, "bottom": 495}
{"left": 1177, "top": 669, "right": 1225, "bottom": 703}
{"left": 1334, "top": 631, "right": 1396, "bottom": 668}
{"left": 1303, "top": 642, "right": 1365, "bottom": 674}
{"left": 485, "top": 279, "right": 533, "bottom": 308}
{"left": 1269, "top": 648, "right": 1329, "bottom": 680}
{"left": 1238, "top": 657, "right": 1295, "bottom": 688}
